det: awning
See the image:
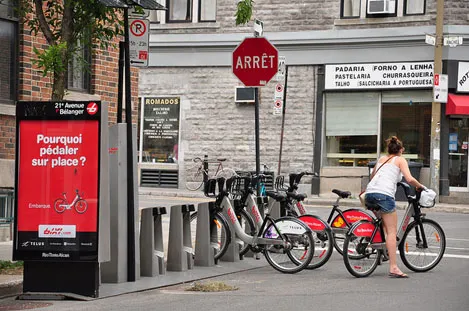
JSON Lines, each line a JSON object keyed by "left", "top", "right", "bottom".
{"left": 97, "top": 0, "right": 166, "bottom": 10}
{"left": 446, "top": 93, "right": 469, "bottom": 116}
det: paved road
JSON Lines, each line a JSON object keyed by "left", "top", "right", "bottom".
{"left": 1, "top": 197, "right": 468, "bottom": 310}
{"left": 2, "top": 240, "right": 468, "bottom": 311}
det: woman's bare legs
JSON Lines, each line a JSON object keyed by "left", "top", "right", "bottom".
{"left": 382, "top": 211, "right": 407, "bottom": 277}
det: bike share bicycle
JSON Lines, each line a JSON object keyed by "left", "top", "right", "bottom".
{"left": 200, "top": 175, "right": 315, "bottom": 273}
{"left": 342, "top": 182, "right": 446, "bottom": 277}
{"left": 261, "top": 172, "right": 333, "bottom": 269}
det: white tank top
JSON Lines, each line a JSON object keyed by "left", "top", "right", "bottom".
{"left": 366, "top": 156, "right": 403, "bottom": 198}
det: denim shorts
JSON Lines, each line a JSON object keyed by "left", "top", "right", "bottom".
{"left": 365, "top": 193, "right": 396, "bottom": 214}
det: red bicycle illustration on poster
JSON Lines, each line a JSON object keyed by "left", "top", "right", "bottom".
{"left": 54, "top": 189, "right": 88, "bottom": 214}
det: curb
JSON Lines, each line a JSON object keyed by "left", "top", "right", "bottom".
{"left": 139, "top": 189, "right": 469, "bottom": 214}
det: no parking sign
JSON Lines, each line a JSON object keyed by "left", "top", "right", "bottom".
{"left": 129, "top": 18, "right": 149, "bottom": 67}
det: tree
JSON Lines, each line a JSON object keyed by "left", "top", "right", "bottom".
{"left": 20, "top": 0, "right": 124, "bottom": 100}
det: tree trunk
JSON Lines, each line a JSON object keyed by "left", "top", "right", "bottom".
{"left": 52, "top": 70, "right": 65, "bottom": 101}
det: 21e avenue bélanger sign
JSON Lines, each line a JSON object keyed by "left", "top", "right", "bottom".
{"left": 232, "top": 37, "right": 279, "bottom": 87}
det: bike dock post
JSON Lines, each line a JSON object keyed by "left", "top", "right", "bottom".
{"left": 268, "top": 197, "right": 281, "bottom": 219}
{"left": 219, "top": 203, "right": 240, "bottom": 263}
{"left": 194, "top": 201, "right": 216, "bottom": 267}
{"left": 140, "top": 206, "right": 167, "bottom": 277}
{"left": 167, "top": 204, "right": 195, "bottom": 271}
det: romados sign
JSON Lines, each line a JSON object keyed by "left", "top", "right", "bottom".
{"left": 232, "top": 37, "right": 278, "bottom": 87}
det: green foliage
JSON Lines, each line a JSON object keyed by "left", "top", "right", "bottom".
{"left": 0, "top": 260, "right": 23, "bottom": 273}
{"left": 32, "top": 42, "right": 67, "bottom": 78}
{"left": 235, "top": 0, "right": 254, "bottom": 26}
{"left": 18, "top": 0, "right": 124, "bottom": 99}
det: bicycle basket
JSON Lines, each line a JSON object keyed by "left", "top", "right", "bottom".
{"left": 419, "top": 188, "right": 436, "bottom": 208}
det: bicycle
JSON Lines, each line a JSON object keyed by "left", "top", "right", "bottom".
{"left": 206, "top": 175, "right": 315, "bottom": 274}
{"left": 267, "top": 172, "right": 334, "bottom": 269}
{"left": 185, "top": 156, "right": 236, "bottom": 191}
{"left": 54, "top": 189, "right": 88, "bottom": 214}
{"left": 342, "top": 182, "right": 446, "bottom": 278}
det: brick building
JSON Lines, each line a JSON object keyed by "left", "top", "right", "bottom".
{"left": 0, "top": 1, "right": 138, "bottom": 194}
{"left": 139, "top": 0, "right": 469, "bottom": 203}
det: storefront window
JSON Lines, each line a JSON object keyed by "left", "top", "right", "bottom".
{"left": 325, "top": 91, "right": 431, "bottom": 167}
{"left": 381, "top": 102, "right": 431, "bottom": 166}
{"left": 140, "top": 97, "right": 180, "bottom": 163}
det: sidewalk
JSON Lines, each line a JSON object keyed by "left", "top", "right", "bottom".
{"left": 139, "top": 187, "right": 469, "bottom": 214}
{"left": 1, "top": 187, "right": 467, "bottom": 299}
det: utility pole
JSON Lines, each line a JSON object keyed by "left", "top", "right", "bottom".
{"left": 430, "top": 0, "right": 444, "bottom": 198}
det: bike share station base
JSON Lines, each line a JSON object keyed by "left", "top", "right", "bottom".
{"left": 13, "top": 101, "right": 266, "bottom": 301}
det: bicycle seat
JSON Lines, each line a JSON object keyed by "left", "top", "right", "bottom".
{"left": 217, "top": 158, "right": 226, "bottom": 162}
{"left": 332, "top": 189, "right": 351, "bottom": 199}
{"left": 286, "top": 192, "right": 306, "bottom": 201}
{"left": 265, "top": 191, "right": 287, "bottom": 202}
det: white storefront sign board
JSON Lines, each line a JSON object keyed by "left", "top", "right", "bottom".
{"left": 457, "top": 62, "right": 469, "bottom": 93}
{"left": 325, "top": 62, "right": 434, "bottom": 90}
{"left": 433, "top": 74, "right": 448, "bottom": 103}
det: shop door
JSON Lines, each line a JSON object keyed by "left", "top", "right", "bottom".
{"left": 448, "top": 118, "right": 469, "bottom": 191}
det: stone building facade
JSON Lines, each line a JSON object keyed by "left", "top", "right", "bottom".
{"left": 140, "top": 0, "right": 469, "bottom": 202}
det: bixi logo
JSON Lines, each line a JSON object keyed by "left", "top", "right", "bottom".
{"left": 87, "top": 102, "right": 98, "bottom": 115}
{"left": 38, "top": 225, "right": 76, "bottom": 238}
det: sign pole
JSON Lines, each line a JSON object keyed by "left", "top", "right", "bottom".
{"left": 277, "top": 65, "right": 288, "bottom": 176}
{"left": 255, "top": 87, "right": 261, "bottom": 196}
{"left": 124, "top": 7, "right": 136, "bottom": 282}
{"left": 430, "top": 0, "right": 444, "bottom": 199}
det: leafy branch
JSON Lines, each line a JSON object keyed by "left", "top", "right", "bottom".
{"left": 235, "top": 0, "right": 254, "bottom": 26}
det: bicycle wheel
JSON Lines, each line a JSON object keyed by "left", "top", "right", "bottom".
{"left": 263, "top": 217, "right": 314, "bottom": 274}
{"left": 333, "top": 232, "right": 346, "bottom": 255}
{"left": 185, "top": 163, "right": 204, "bottom": 191}
{"left": 299, "top": 215, "right": 333, "bottom": 269}
{"left": 343, "top": 221, "right": 381, "bottom": 278}
{"left": 331, "top": 209, "right": 375, "bottom": 255}
{"left": 74, "top": 199, "right": 88, "bottom": 214}
{"left": 54, "top": 198, "right": 66, "bottom": 213}
{"left": 190, "top": 211, "right": 231, "bottom": 261}
{"left": 237, "top": 209, "right": 256, "bottom": 257}
{"left": 399, "top": 218, "right": 446, "bottom": 272}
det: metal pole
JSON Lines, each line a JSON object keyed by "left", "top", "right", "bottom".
{"left": 277, "top": 66, "right": 288, "bottom": 176}
{"left": 430, "top": 0, "right": 444, "bottom": 198}
{"left": 124, "top": 7, "right": 136, "bottom": 282}
{"left": 117, "top": 41, "right": 125, "bottom": 123}
{"left": 255, "top": 87, "right": 260, "bottom": 196}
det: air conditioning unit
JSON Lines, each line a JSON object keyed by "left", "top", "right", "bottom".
{"left": 235, "top": 87, "right": 256, "bottom": 103}
{"left": 367, "top": 0, "right": 396, "bottom": 14}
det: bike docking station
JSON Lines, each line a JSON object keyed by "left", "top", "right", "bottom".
{"left": 139, "top": 206, "right": 166, "bottom": 276}
{"left": 167, "top": 204, "right": 195, "bottom": 271}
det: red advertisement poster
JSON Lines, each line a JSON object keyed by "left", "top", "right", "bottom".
{"left": 17, "top": 120, "right": 99, "bottom": 232}
{"left": 14, "top": 101, "right": 101, "bottom": 261}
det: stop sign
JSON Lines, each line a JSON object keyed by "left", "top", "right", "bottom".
{"left": 232, "top": 37, "right": 278, "bottom": 87}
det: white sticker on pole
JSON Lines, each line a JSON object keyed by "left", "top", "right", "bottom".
{"left": 274, "top": 83, "right": 284, "bottom": 99}
{"left": 276, "top": 56, "right": 286, "bottom": 81}
{"left": 433, "top": 74, "right": 448, "bottom": 103}
{"left": 273, "top": 99, "right": 283, "bottom": 115}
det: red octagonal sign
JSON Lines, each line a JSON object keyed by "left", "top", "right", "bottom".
{"left": 232, "top": 37, "right": 278, "bottom": 87}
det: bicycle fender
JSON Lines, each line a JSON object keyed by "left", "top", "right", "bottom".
{"left": 331, "top": 208, "right": 375, "bottom": 229}
{"left": 298, "top": 214, "right": 331, "bottom": 232}
{"left": 346, "top": 220, "right": 383, "bottom": 243}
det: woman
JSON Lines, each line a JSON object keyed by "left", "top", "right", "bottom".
{"left": 365, "top": 136, "right": 425, "bottom": 278}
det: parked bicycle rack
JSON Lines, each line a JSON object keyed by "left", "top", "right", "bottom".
{"left": 140, "top": 206, "right": 167, "bottom": 277}
{"left": 167, "top": 204, "right": 195, "bottom": 272}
